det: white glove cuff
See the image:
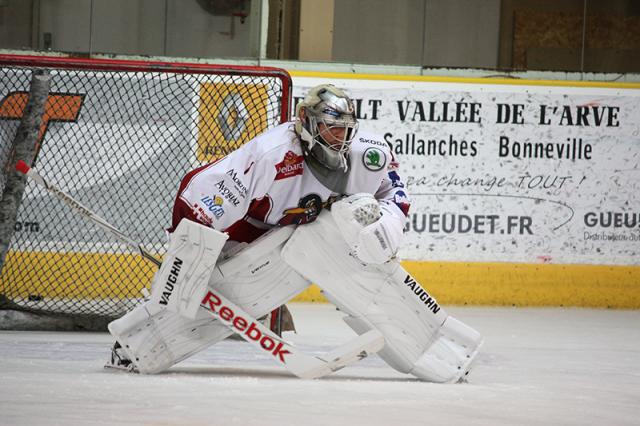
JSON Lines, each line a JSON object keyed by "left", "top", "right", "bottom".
{"left": 355, "top": 204, "right": 405, "bottom": 264}
{"left": 331, "top": 194, "right": 405, "bottom": 265}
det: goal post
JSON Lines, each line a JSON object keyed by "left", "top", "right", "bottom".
{"left": 0, "top": 54, "right": 292, "bottom": 328}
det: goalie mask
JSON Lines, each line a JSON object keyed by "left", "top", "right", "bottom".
{"left": 295, "top": 85, "right": 359, "bottom": 171}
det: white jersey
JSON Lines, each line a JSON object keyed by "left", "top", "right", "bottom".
{"left": 172, "top": 122, "right": 410, "bottom": 242}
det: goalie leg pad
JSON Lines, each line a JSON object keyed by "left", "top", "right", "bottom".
{"left": 282, "top": 210, "right": 483, "bottom": 383}
{"left": 108, "top": 225, "right": 310, "bottom": 374}
{"left": 410, "top": 316, "right": 483, "bottom": 383}
{"left": 108, "top": 301, "right": 232, "bottom": 374}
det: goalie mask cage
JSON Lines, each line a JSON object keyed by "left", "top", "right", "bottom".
{"left": 0, "top": 54, "right": 292, "bottom": 329}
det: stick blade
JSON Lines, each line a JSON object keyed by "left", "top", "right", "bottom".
{"left": 319, "top": 329, "right": 385, "bottom": 373}
{"left": 288, "top": 329, "right": 385, "bottom": 379}
{"left": 284, "top": 352, "right": 332, "bottom": 380}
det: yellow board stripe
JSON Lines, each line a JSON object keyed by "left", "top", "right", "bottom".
{"left": 289, "top": 70, "right": 640, "bottom": 89}
{"left": 400, "top": 261, "right": 640, "bottom": 309}
{"left": 290, "top": 261, "right": 640, "bottom": 309}
{"left": 0, "top": 250, "right": 155, "bottom": 300}
{"left": 2, "top": 251, "right": 639, "bottom": 308}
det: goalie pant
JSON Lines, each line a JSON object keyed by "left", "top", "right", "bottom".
{"left": 109, "top": 212, "right": 482, "bottom": 382}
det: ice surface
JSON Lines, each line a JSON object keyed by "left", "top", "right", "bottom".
{"left": 1, "top": 304, "right": 639, "bottom": 426}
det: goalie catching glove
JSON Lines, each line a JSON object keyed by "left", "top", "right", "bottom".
{"left": 331, "top": 193, "right": 406, "bottom": 264}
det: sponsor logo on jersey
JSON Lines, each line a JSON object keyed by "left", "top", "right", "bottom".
{"left": 363, "top": 147, "right": 386, "bottom": 171}
{"left": 359, "top": 136, "right": 387, "bottom": 148}
{"left": 275, "top": 150, "right": 304, "bottom": 180}
{"left": 159, "top": 257, "right": 183, "bottom": 306}
{"left": 404, "top": 275, "right": 440, "bottom": 314}
{"left": 201, "top": 195, "right": 225, "bottom": 218}
{"left": 226, "top": 169, "right": 249, "bottom": 197}
{"left": 201, "top": 290, "right": 291, "bottom": 362}
{"left": 215, "top": 180, "right": 241, "bottom": 206}
{"left": 190, "top": 203, "right": 213, "bottom": 226}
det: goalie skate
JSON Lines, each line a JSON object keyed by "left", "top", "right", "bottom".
{"left": 104, "top": 341, "right": 138, "bottom": 373}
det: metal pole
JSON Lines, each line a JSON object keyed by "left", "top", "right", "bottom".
{"left": 0, "top": 70, "right": 51, "bottom": 274}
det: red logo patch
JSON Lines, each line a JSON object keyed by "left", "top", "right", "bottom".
{"left": 274, "top": 151, "right": 304, "bottom": 180}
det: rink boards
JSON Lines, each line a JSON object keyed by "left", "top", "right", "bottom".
{"left": 4, "top": 71, "right": 640, "bottom": 309}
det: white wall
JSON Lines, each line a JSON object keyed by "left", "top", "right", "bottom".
{"left": 39, "top": 0, "right": 91, "bottom": 52}
{"left": 330, "top": 0, "right": 500, "bottom": 68}
{"left": 0, "top": 0, "right": 34, "bottom": 50}
{"left": 91, "top": 0, "right": 165, "bottom": 56}
{"left": 165, "top": 0, "right": 253, "bottom": 59}
{"left": 36, "top": 0, "right": 257, "bottom": 58}
{"left": 332, "top": 0, "right": 426, "bottom": 65}
{"left": 423, "top": 0, "right": 501, "bottom": 68}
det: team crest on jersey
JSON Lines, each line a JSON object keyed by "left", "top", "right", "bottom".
{"left": 363, "top": 147, "right": 386, "bottom": 171}
{"left": 278, "top": 194, "right": 334, "bottom": 226}
{"left": 275, "top": 150, "right": 304, "bottom": 180}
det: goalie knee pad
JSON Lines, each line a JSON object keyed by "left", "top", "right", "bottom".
{"left": 282, "top": 210, "right": 483, "bottom": 383}
{"left": 210, "top": 226, "right": 310, "bottom": 318}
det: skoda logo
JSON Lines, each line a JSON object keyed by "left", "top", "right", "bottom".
{"left": 363, "top": 147, "right": 386, "bottom": 171}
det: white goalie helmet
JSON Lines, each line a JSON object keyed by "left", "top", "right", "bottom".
{"left": 295, "top": 84, "right": 359, "bottom": 171}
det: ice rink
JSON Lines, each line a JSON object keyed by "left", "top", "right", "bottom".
{"left": 1, "top": 303, "right": 639, "bottom": 426}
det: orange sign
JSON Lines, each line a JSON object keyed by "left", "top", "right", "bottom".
{"left": 0, "top": 92, "right": 84, "bottom": 156}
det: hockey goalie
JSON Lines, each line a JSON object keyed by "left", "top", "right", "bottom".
{"left": 106, "top": 84, "right": 483, "bottom": 382}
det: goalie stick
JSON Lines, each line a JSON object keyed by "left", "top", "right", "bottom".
{"left": 15, "top": 160, "right": 384, "bottom": 379}
{"left": 15, "top": 160, "right": 161, "bottom": 268}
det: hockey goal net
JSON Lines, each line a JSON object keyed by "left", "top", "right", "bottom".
{"left": 0, "top": 54, "right": 291, "bottom": 328}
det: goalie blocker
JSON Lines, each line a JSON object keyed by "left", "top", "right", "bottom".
{"left": 108, "top": 198, "right": 482, "bottom": 382}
